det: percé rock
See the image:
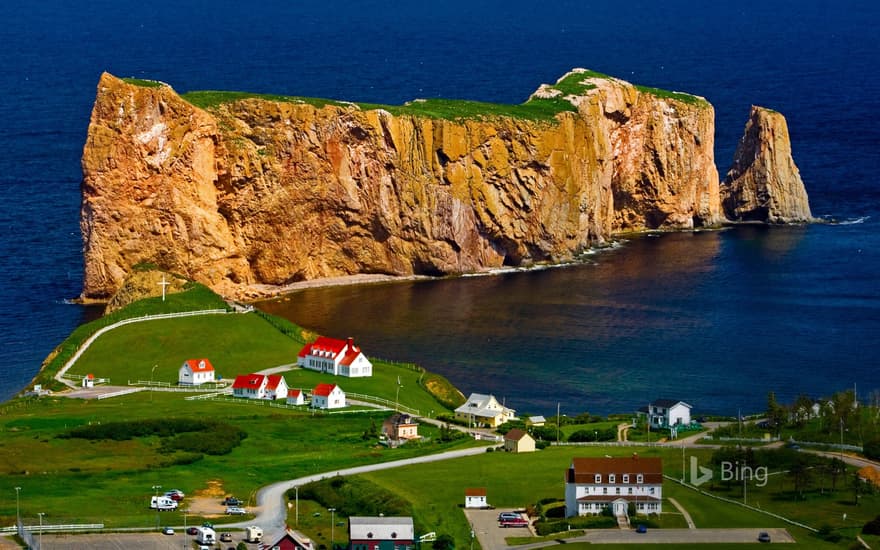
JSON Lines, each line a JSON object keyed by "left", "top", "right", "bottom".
{"left": 722, "top": 106, "right": 812, "bottom": 223}
{"left": 81, "top": 71, "right": 792, "bottom": 301}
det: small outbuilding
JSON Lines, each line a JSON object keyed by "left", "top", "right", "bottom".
{"left": 311, "top": 383, "right": 346, "bottom": 409}
{"left": 286, "top": 388, "right": 305, "bottom": 406}
{"left": 82, "top": 373, "right": 95, "bottom": 388}
{"left": 178, "top": 359, "right": 216, "bottom": 386}
{"left": 504, "top": 428, "right": 536, "bottom": 453}
{"left": 464, "top": 487, "right": 487, "bottom": 509}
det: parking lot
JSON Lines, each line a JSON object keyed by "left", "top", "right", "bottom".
{"left": 464, "top": 508, "right": 532, "bottom": 550}
{"left": 36, "top": 530, "right": 246, "bottom": 549}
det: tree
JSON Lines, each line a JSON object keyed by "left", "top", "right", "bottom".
{"left": 792, "top": 394, "right": 814, "bottom": 427}
{"left": 864, "top": 438, "right": 880, "bottom": 461}
{"left": 432, "top": 534, "right": 455, "bottom": 550}
{"left": 766, "top": 392, "right": 787, "bottom": 437}
{"left": 828, "top": 457, "right": 846, "bottom": 492}
{"left": 787, "top": 456, "right": 812, "bottom": 499}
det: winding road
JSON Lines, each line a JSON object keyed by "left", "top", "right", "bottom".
{"left": 225, "top": 445, "right": 497, "bottom": 542}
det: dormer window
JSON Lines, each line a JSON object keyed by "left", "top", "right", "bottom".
{"left": 623, "top": 474, "right": 629, "bottom": 483}
{"left": 594, "top": 474, "right": 601, "bottom": 483}
{"left": 637, "top": 474, "right": 644, "bottom": 484}
{"left": 609, "top": 474, "right": 616, "bottom": 483}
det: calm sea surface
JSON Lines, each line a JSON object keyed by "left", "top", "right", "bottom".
{"left": 0, "top": 1, "right": 877, "bottom": 413}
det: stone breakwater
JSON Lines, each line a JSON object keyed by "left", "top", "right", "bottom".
{"left": 80, "top": 70, "right": 810, "bottom": 301}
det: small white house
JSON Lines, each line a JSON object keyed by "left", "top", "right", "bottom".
{"left": 464, "top": 488, "right": 487, "bottom": 509}
{"left": 640, "top": 400, "right": 692, "bottom": 430}
{"left": 232, "top": 374, "right": 288, "bottom": 400}
{"left": 179, "top": 359, "right": 216, "bottom": 386}
{"left": 297, "top": 337, "right": 373, "bottom": 377}
{"left": 454, "top": 393, "right": 516, "bottom": 428}
{"left": 286, "top": 389, "right": 305, "bottom": 406}
{"left": 82, "top": 373, "right": 95, "bottom": 388}
{"left": 311, "top": 383, "right": 345, "bottom": 409}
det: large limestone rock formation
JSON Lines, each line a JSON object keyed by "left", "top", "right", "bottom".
{"left": 722, "top": 106, "right": 813, "bottom": 223}
{"left": 80, "top": 71, "right": 790, "bottom": 301}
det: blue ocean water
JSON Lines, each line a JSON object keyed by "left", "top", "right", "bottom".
{"left": 0, "top": 1, "right": 877, "bottom": 411}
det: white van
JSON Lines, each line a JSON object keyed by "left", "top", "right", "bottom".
{"left": 149, "top": 496, "right": 178, "bottom": 511}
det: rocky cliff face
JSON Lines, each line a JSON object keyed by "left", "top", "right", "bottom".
{"left": 80, "top": 71, "right": 794, "bottom": 301}
{"left": 722, "top": 106, "right": 812, "bottom": 223}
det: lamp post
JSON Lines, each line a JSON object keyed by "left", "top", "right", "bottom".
{"left": 14, "top": 487, "right": 21, "bottom": 526}
{"left": 328, "top": 507, "right": 336, "bottom": 549}
{"left": 150, "top": 364, "right": 158, "bottom": 402}
{"left": 183, "top": 508, "right": 188, "bottom": 550}
{"left": 594, "top": 430, "right": 598, "bottom": 442}
{"left": 293, "top": 486, "right": 299, "bottom": 526}
{"left": 152, "top": 485, "right": 162, "bottom": 531}
{"left": 38, "top": 512, "right": 44, "bottom": 549}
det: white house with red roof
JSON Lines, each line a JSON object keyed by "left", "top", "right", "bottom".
{"left": 311, "top": 383, "right": 345, "bottom": 409}
{"left": 297, "top": 337, "right": 372, "bottom": 377}
{"left": 232, "top": 373, "right": 289, "bottom": 400}
{"left": 564, "top": 454, "right": 663, "bottom": 518}
{"left": 178, "top": 359, "right": 215, "bottom": 386}
{"left": 286, "top": 388, "right": 305, "bottom": 406}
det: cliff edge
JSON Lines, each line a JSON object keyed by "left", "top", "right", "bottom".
{"left": 722, "top": 106, "right": 813, "bottom": 223}
{"left": 79, "top": 71, "right": 806, "bottom": 301}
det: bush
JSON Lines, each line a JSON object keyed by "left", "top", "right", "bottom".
{"left": 292, "top": 476, "right": 411, "bottom": 519}
{"left": 864, "top": 439, "right": 880, "bottom": 461}
{"left": 62, "top": 418, "right": 247, "bottom": 456}
{"left": 863, "top": 515, "right": 880, "bottom": 535}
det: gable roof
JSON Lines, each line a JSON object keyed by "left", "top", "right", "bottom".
{"left": 184, "top": 359, "right": 214, "bottom": 372}
{"left": 567, "top": 455, "right": 663, "bottom": 485}
{"left": 298, "top": 336, "right": 348, "bottom": 359}
{"left": 349, "top": 516, "right": 414, "bottom": 541}
{"left": 464, "top": 487, "right": 486, "bottom": 497}
{"left": 265, "top": 374, "right": 286, "bottom": 391}
{"left": 454, "top": 393, "right": 514, "bottom": 418}
{"left": 339, "top": 346, "right": 362, "bottom": 366}
{"left": 313, "top": 382, "right": 340, "bottom": 397}
{"left": 232, "top": 374, "right": 265, "bottom": 390}
{"left": 289, "top": 389, "right": 302, "bottom": 397}
{"left": 652, "top": 399, "right": 691, "bottom": 409}
{"left": 505, "top": 428, "right": 531, "bottom": 442}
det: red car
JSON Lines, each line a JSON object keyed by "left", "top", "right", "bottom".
{"left": 499, "top": 518, "right": 529, "bottom": 528}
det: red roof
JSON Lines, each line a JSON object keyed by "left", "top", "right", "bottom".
{"left": 339, "top": 347, "right": 362, "bottom": 366}
{"left": 464, "top": 487, "right": 486, "bottom": 497}
{"left": 185, "top": 359, "right": 214, "bottom": 372}
{"left": 289, "top": 389, "right": 302, "bottom": 397}
{"left": 265, "top": 374, "right": 285, "bottom": 391}
{"left": 312, "top": 383, "right": 338, "bottom": 397}
{"left": 298, "top": 336, "right": 364, "bottom": 363}
{"left": 232, "top": 374, "right": 265, "bottom": 390}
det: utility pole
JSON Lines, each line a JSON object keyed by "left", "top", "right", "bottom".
{"left": 152, "top": 485, "right": 162, "bottom": 531}
{"left": 328, "top": 507, "right": 336, "bottom": 549}
{"left": 14, "top": 487, "right": 21, "bottom": 527}
{"left": 38, "top": 512, "right": 44, "bottom": 549}
{"left": 556, "top": 402, "right": 560, "bottom": 444}
{"left": 150, "top": 364, "right": 158, "bottom": 402}
{"left": 294, "top": 486, "right": 299, "bottom": 526}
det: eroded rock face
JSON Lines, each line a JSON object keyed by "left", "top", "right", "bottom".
{"left": 722, "top": 106, "right": 813, "bottom": 223}
{"left": 81, "top": 71, "right": 727, "bottom": 300}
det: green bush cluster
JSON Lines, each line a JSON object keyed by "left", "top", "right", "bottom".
{"left": 568, "top": 428, "right": 616, "bottom": 442}
{"left": 863, "top": 515, "right": 880, "bottom": 535}
{"left": 61, "top": 418, "right": 247, "bottom": 456}
{"left": 291, "top": 476, "right": 412, "bottom": 520}
{"left": 864, "top": 439, "right": 880, "bottom": 460}
{"left": 534, "top": 514, "right": 616, "bottom": 536}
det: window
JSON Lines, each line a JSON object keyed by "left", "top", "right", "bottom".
{"left": 609, "top": 474, "right": 616, "bottom": 483}
{"left": 595, "top": 474, "right": 601, "bottom": 483}
{"left": 628, "top": 487, "right": 633, "bottom": 494}
{"left": 615, "top": 487, "right": 620, "bottom": 495}
{"left": 637, "top": 474, "right": 644, "bottom": 484}
{"left": 649, "top": 487, "right": 655, "bottom": 495}
{"left": 622, "top": 474, "right": 629, "bottom": 483}
{"left": 603, "top": 487, "right": 607, "bottom": 495}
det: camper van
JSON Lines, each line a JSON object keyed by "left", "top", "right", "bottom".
{"left": 245, "top": 525, "right": 263, "bottom": 543}
{"left": 195, "top": 526, "right": 216, "bottom": 545}
{"left": 149, "top": 496, "right": 178, "bottom": 511}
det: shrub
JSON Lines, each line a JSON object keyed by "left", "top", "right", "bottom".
{"left": 863, "top": 515, "right": 880, "bottom": 535}
{"left": 864, "top": 439, "right": 880, "bottom": 461}
{"left": 62, "top": 418, "right": 247, "bottom": 456}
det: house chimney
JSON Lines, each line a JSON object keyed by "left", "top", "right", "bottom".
{"left": 632, "top": 452, "right": 638, "bottom": 460}
{"left": 347, "top": 336, "right": 354, "bottom": 349}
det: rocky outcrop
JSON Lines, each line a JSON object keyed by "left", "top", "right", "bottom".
{"left": 104, "top": 270, "right": 187, "bottom": 313}
{"left": 722, "top": 106, "right": 813, "bottom": 223}
{"left": 80, "top": 71, "right": 802, "bottom": 301}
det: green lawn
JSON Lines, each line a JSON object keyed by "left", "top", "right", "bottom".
{"left": 0, "top": 391, "right": 478, "bottom": 529}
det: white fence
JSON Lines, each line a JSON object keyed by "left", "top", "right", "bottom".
{"left": 96, "top": 387, "right": 145, "bottom": 400}
{"left": 56, "top": 309, "right": 229, "bottom": 385}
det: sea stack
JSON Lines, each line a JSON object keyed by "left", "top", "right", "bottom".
{"left": 722, "top": 106, "right": 813, "bottom": 223}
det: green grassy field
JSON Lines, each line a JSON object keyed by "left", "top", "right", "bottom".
{"left": 0, "top": 391, "right": 479, "bottom": 529}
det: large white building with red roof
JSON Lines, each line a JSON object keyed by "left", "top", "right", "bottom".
{"left": 311, "top": 383, "right": 345, "bottom": 409}
{"left": 297, "top": 337, "right": 372, "bottom": 377}
{"left": 564, "top": 454, "right": 663, "bottom": 518}
{"left": 178, "top": 359, "right": 216, "bottom": 386}
{"left": 232, "top": 373, "right": 289, "bottom": 400}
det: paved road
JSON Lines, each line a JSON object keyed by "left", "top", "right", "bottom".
{"left": 513, "top": 527, "right": 794, "bottom": 548}
{"left": 225, "top": 445, "right": 498, "bottom": 542}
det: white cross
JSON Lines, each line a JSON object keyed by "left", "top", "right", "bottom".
{"left": 158, "top": 275, "right": 171, "bottom": 302}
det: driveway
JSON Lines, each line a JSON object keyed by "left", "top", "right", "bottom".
{"left": 465, "top": 508, "right": 532, "bottom": 550}
{"left": 514, "top": 527, "right": 794, "bottom": 548}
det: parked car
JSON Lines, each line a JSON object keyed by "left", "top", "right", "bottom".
{"left": 636, "top": 524, "right": 647, "bottom": 534}
{"left": 498, "top": 512, "right": 520, "bottom": 521}
{"left": 226, "top": 506, "right": 247, "bottom": 515}
{"left": 162, "top": 526, "right": 175, "bottom": 535}
{"left": 220, "top": 532, "right": 232, "bottom": 542}
{"left": 222, "top": 496, "right": 242, "bottom": 506}
{"left": 187, "top": 527, "right": 199, "bottom": 535}
{"left": 758, "top": 532, "right": 771, "bottom": 543}
{"left": 165, "top": 489, "right": 185, "bottom": 500}
{"left": 499, "top": 517, "right": 528, "bottom": 528}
